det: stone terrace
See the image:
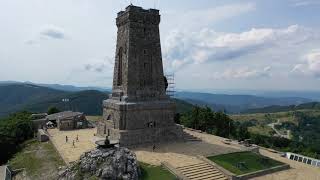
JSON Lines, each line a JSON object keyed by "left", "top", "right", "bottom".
{"left": 48, "top": 128, "right": 99, "bottom": 164}
{"left": 48, "top": 128, "right": 320, "bottom": 180}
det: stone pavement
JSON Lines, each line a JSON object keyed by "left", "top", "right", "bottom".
{"left": 47, "top": 128, "right": 320, "bottom": 179}
{"left": 47, "top": 128, "right": 99, "bottom": 164}
{"left": 185, "top": 129, "right": 320, "bottom": 180}
{"left": 255, "top": 149, "right": 320, "bottom": 180}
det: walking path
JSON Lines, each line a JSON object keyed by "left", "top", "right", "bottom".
{"left": 268, "top": 119, "right": 290, "bottom": 139}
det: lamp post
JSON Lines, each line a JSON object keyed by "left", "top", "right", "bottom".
{"left": 62, "top": 98, "right": 70, "bottom": 111}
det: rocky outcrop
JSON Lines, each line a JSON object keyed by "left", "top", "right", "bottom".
{"left": 58, "top": 147, "right": 139, "bottom": 180}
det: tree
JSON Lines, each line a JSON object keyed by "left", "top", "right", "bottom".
{"left": 191, "top": 106, "right": 201, "bottom": 130}
{"left": 0, "top": 111, "right": 33, "bottom": 164}
{"left": 47, "top": 106, "right": 61, "bottom": 115}
{"left": 236, "top": 123, "right": 250, "bottom": 141}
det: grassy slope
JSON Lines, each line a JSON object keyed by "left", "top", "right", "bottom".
{"left": 231, "top": 111, "right": 300, "bottom": 136}
{"left": 208, "top": 152, "right": 283, "bottom": 175}
{"left": 139, "top": 162, "right": 177, "bottom": 180}
{"left": 232, "top": 111, "right": 296, "bottom": 124}
{"left": 248, "top": 125, "right": 275, "bottom": 136}
{"left": 9, "top": 139, "right": 65, "bottom": 180}
{"left": 231, "top": 110, "right": 320, "bottom": 130}
{"left": 243, "top": 102, "right": 320, "bottom": 114}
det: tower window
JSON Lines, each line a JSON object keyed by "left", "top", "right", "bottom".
{"left": 117, "top": 47, "right": 123, "bottom": 86}
{"left": 143, "top": 49, "right": 147, "bottom": 55}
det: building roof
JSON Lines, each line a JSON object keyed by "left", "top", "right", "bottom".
{"left": 30, "top": 113, "right": 48, "bottom": 121}
{"left": 47, "top": 111, "right": 83, "bottom": 121}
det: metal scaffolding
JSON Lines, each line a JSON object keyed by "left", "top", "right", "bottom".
{"left": 165, "top": 73, "right": 175, "bottom": 97}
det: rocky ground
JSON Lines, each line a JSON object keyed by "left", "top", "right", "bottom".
{"left": 58, "top": 147, "right": 139, "bottom": 180}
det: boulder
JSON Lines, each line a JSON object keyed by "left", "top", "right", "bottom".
{"left": 58, "top": 147, "right": 139, "bottom": 180}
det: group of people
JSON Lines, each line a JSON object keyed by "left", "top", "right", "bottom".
{"left": 65, "top": 134, "right": 79, "bottom": 148}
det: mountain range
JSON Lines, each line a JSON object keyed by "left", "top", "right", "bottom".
{"left": 0, "top": 83, "right": 194, "bottom": 118}
{"left": 0, "top": 81, "right": 317, "bottom": 117}
{"left": 175, "top": 91, "right": 312, "bottom": 113}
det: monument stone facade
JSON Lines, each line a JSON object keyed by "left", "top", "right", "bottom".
{"left": 97, "top": 5, "right": 183, "bottom": 146}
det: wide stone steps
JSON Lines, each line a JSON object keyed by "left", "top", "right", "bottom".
{"left": 176, "top": 162, "right": 228, "bottom": 180}
{"left": 182, "top": 131, "right": 201, "bottom": 142}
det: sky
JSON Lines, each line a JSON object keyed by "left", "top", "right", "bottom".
{"left": 0, "top": 0, "right": 320, "bottom": 91}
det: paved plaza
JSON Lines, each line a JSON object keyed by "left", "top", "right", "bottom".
{"left": 47, "top": 128, "right": 99, "bottom": 163}
{"left": 48, "top": 128, "right": 320, "bottom": 179}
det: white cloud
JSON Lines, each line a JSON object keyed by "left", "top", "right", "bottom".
{"left": 39, "top": 25, "right": 66, "bottom": 39}
{"left": 291, "top": 50, "right": 320, "bottom": 77}
{"left": 163, "top": 25, "right": 318, "bottom": 71}
{"left": 291, "top": 0, "right": 320, "bottom": 7}
{"left": 211, "top": 66, "right": 272, "bottom": 79}
{"left": 84, "top": 56, "right": 114, "bottom": 73}
{"left": 26, "top": 25, "right": 67, "bottom": 44}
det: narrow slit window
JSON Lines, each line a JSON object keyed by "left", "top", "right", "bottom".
{"left": 117, "top": 47, "right": 123, "bottom": 86}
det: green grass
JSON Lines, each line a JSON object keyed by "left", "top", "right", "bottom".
{"left": 139, "top": 162, "right": 177, "bottom": 180}
{"left": 248, "top": 125, "right": 275, "bottom": 136}
{"left": 208, "top": 152, "right": 283, "bottom": 175}
{"left": 8, "top": 139, "right": 65, "bottom": 179}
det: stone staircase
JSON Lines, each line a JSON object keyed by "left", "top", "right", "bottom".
{"left": 176, "top": 162, "right": 228, "bottom": 180}
{"left": 182, "top": 131, "right": 201, "bottom": 142}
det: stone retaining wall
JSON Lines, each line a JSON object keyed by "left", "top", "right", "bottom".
{"left": 161, "top": 162, "right": 187, "bottom": 180}
{"left": 198, "top": 155, "right": 290, "bottom": 180}
{"left": 235, "top": 164, "right": 290, "bottom": 180}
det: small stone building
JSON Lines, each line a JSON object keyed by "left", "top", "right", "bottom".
{"left": 47, "top": 111, "right": 88, "bottom": 130}
{"left": 31, "top": 113, "right": 49, "bottom": 129}
{"left": 37, "top": 129, "right": 49, "bottom": 142}
{"left": 31, "top": 111, "right": 89, "bottom": 130}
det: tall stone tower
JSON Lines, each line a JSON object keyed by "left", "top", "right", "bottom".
{"left": 97, "top": 5, "right": 183, "bottom": 146}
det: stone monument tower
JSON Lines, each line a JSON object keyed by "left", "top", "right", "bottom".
{"left": 97, "top": 5, "right": 183, "bottom": 146}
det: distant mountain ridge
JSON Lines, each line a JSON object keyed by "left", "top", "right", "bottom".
{"left": 243, "top": 102, "right": 320, "bottom": 114}
{"left": 0, "top": 84, "right": 194, "bottom": 118}
{"left": 0, "top": 81, "right": 110, "bottom": 92}
{"left": 175, "top": 91, "right": 312, "bottom": 113}
{"left": 0, "top": 84, "right": 109, "bottom": 117}
{"left": 0, "top": 81, "right": 316, "bottom": 115}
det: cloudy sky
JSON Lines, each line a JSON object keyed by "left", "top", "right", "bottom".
{"left": 0, "top": 0, "right": 320, "bottom": 91}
